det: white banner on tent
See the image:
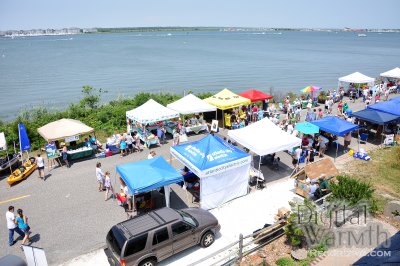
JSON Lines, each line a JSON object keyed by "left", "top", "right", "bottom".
{"left": 200, "top": 163, "right": 250, "bottom": 210}
{"left": 170, "top": 147, "right": 251, "bottom": 177}
{"left": 0, "top": 132, "right": 6, "bottom": 151}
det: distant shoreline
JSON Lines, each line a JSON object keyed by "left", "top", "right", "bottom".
{"left": 2, "top": 26, "right": 400, "bottom": 37}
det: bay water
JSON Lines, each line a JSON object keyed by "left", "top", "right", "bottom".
{"left": 1, "top": 31, "right": 399, "bottom": 120}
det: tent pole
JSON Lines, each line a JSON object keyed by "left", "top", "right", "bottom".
{"left": 357, "top": 129, "right": 360, "bottom": 152}
{"left": 335, "top": 141, "right": 338, "bottom": 162}
{"left": 6, "top": 149, "right": 12, "bottom": 173}
{"left": 257, "top": 155, "right": 261, "bottom": 189}
{"left": 222, "top": 110, "right": 225, "bottom": 129}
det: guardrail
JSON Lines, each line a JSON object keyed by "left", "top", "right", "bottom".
{"left": 187, "top": 219, "right": 287, "bottom": 266}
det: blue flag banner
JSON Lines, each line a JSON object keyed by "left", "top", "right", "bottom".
{"left": 18, "top": 123, "right": 31, "bottom": 151}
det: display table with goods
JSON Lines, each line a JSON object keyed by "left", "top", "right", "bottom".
{"left": 67, "top": 145, "right": 94, "bottom": 160}
{"left": 163, "top": 121, "right": 178, "bottom": 135}
{"left": 183, "top": 123, "right": 209, "bottom": 134}
{"left": 130, "top": 127, "right": 160, "bottom": 148}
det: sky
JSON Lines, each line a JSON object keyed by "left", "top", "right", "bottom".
{"left": 0, "top": 0, "right": 399, "bottom": 30}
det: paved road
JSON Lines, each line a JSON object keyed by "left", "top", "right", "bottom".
{"left": 0, "top": 133, "right": 205, "bottom": 265}
{"left": 0, "top": 93, "right": 395, "bottom": 265}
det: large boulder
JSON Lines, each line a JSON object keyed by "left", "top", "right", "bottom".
{"left": 384, "top": 200, "right": 400, "bottom": 220}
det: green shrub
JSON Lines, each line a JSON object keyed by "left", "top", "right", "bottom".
{"left": 276, "top": 257, "right": 295, "bottom": 266}
{"left": 317, "top": 91, "right": 327, "bottom": 104}
{"left": 329, "top": 175, "right": 378, "bottom": 214}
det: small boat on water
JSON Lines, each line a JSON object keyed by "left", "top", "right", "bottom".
{"left": 0, "top": 154, "right": 19, "bottom": 172}
{"left": 358, "top": 33, "right": 367, "bottom": 37}
{"left": 7, "top": 157, "right": 37, "bottom": 186}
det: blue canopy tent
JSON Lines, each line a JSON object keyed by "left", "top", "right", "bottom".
{"left": 311, "top": 116, "right": 359, "bottom": 160}
{"left": 389, "top": 95, "right": 400, "bottom": 103}
{"left": 310, "top": 116, "right": 359, "bottom": 136}
{"left": 116, "top": 156, "right": 183, "bottom": 207}
{"left": 350, "top": 109, "right": 400, "bottom": 125}
{"left": 368, "top": 100, "right": 400, "bottom": 116}
{"left": 170, "top": 134, "right": 251, "bottom": 209}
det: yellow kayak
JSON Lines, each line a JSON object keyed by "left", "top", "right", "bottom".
{"left": 7, "top": 157, "right": 37, "bottom": 186}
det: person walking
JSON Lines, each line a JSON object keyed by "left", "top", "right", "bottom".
{"left": 343, "top": 132, "right": 352, "bottom": 153}
{"left": 126, "top": 133, "right": 134, "bottom": 154}
{"left": 307, "top": 146, "right": 315, "bottom": 164}
{"left": 36, "top": 153, "right": 45, "bottom": 180}
{"left": 104, "top": 171, "right": 115, "bottom": 201}
{"left": 62, "top": 144, "right": 70, "bottom": 168}
{"left": 96, "top": 162, "right": 105, "bottom": 192}
{"left": 133, "top": 132, "right": 142, "bottom": 152}
{"left": 16, "top": 209, "right": 30, "bottom": 249}
{"left": 173, "top": 128, "right": 180, "bottom": 146}
{"left": 6, "top": 206, "right": 25, "bottom": 247}
{"left": 119, "top": 136, "right": 127, "bottom": 158}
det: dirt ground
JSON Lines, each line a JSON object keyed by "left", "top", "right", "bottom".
{"left": 240, "top": 235, "right": 293, "bottom": 266}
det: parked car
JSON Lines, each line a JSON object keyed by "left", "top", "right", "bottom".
{"left": 0, "top": 255, "right": 27, "bottom": 266}
{"left": 104, "top": 207, "right": 220, "bottom": 266}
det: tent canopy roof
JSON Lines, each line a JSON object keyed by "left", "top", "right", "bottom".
{"left": 368, "top": 100, "right": 400, "bottom": 116}
{"left": 126, "top": 99, "right": 179, "bottom": 124}
{"left": 390, "top": 96, "right": 400, "bottom": 103}
{"left": 238, "top": 89, "right": 273, "bottom": 102}
{"left": 350, "top": 109, "right": 399, "bottom": 125}
{"left": 37, "top": 118, "right": 94, "bottom": 142}
{"left": 170, "top": 134, "right": 251, "bottom": 177}
{"left": 310, "top": 116, "right": 359, "bottom": 136}
{"left": 204, "top": 89, "right": 251, "bottom": 110}
{"left": 116, "top": 156, "right": 183, "bottom": 195}
{"left": 338, "top": 72, "right": 375, "bottom": 84}
{"left": 228, "top": 118, "right": 302, "bottom": 156}
{"left": 380, "top": 67, "right": 400, "bottom": 79}
{"left": 166, "top": 94, "right": 217, "bottom": 114}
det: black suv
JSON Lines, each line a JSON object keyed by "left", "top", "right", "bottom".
{"left": 104, "top": 207, "right": 220, "bottom": 266}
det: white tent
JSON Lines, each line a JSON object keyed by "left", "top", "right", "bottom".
{"left": 228, "top": 118, "right": 301, "bottom": 156}
{"left": 37, "top": 119, "right": 94, "bottom": 142}
{"left": 126, "top": 99, "right": 179, "bottom": 124}
{"left": 380, "top": 67, "right": 400, "bottom": 79}
{"left": 167, "top": 94, "right": 217, "bottom": 114}
{"left": 338, "top": 72, "right": 375, "bottom": 84}
{"left": 0, "top": 132, "right": 6, "bottom": 151}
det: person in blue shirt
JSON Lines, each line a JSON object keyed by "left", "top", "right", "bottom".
{"left": 119, "top": 137, "right": 127, "bottom": 158}
{"left": 16, "top": 209, "right": 30, "bottom": 249}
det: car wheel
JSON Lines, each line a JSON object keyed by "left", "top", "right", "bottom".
{"left": 201, "top": 231, "right": 215, "bottom": 247}
{"left": 139, "top": 258, "right": 157, "bottom": 266}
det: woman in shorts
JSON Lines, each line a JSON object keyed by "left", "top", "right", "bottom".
{"left": 16, "top": 209, "right": 30, "bottom": 249}
{"left": 36, "top": 153, "right": 45, "bottom": 180}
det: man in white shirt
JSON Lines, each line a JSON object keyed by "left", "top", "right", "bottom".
{"left": 309, "top": 179, "right": 318, "bottom": 198}
{"left": 286, "top": 123, "right": 294, "bottom": 135}
{"left": 147, "top": 151, "right": 156, "bottom": 159}
{"left": 6, "top": 206, "right": 25, "bottom": 246}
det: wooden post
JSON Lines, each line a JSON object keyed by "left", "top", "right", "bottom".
{"left": 238, "top": 233, "right": 243, "bottom": 263}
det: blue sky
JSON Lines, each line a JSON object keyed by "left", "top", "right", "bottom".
{"left": 0, "top": 0, "right": 398, "bottom": 30}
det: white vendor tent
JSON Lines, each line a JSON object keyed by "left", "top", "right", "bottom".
{"left": 380, "top": 67, "right": 400, "bottom": 79}
{"left": 126, "top": 99, "right": 179, "bottom": 124}
{"left": 170, "top": 134, "right": 251, "bottom": 210}
{"left": 228, "top": 118, "right": 301, "bottom": 156}
{"left": 37, "top": 119, "right": 94, "bottom": 142}
{"left": 167, "top": 94, "right": 217, "bottom": 115}
{"left": 338, "top": 72, "right": 375, "bottom": 84}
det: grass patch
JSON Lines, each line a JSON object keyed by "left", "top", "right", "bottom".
{"left": 345, "top": 146, "right": 400, "bottom": 213}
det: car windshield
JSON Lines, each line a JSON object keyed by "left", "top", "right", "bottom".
{"left": 106, "top": 227, "right": 125, "bottom": 257}
{"left": 177, "top": 210, "right": 198, "bottom": 227}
